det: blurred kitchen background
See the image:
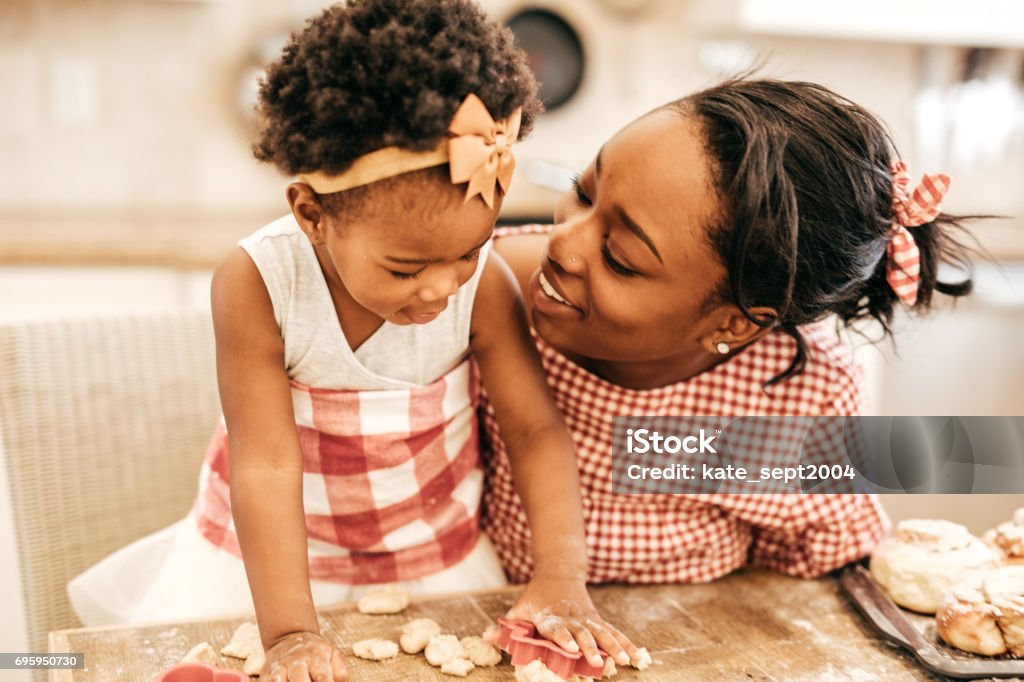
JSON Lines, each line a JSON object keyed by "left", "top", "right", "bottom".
{"left": 1, "top": 0, "right": 1023, "bottom": 669}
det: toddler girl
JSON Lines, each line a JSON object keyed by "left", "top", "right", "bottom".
{"left": 69, "top": 1, "right": 638, "bottom": 678}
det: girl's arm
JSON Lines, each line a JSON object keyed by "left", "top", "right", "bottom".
{"left": 470, "top": 252, "right": 637, "bottom": 669}
{"left": 211, "top": 248, "right": 346, "bottom": 681}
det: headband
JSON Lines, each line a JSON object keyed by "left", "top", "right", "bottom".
{"left": 886, "top": 161, "right": 951, "bottom": 306}
{"left": 297, "top": 93, "right": 522, "bottom": 209}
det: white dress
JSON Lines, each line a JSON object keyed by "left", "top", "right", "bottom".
{"left": 68, "top": 215, "right": 507, "bottom": 627}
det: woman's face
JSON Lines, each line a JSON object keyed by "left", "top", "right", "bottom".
{"left": 527, "top": 109, "right": 729, "bottom": 366}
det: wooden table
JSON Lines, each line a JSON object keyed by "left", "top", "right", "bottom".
{"left": 50, "top": 568, "right": 951, "bottom": 681}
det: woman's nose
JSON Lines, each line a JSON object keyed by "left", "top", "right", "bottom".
{"left": 548, "top": 218, "right": 590, "bottom": 276}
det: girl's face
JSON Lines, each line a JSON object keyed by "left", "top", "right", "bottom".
{"left": 527, "top": 109, "right": 729, "bottom": 366}
{"left": 295, "top": 178, "right": 501, "bottom": 326}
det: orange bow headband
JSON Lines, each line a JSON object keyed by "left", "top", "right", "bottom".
{"left": 297, "top": 94, "right": 521, "bottom": 209}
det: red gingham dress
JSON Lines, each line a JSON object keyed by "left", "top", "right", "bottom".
{"left": 480, "top": 227, "right": 890, "bottom": 585}
{"left": 195, "top": 361, "right": 483, "bottom": 584}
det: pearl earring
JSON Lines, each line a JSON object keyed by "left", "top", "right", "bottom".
{"left": 715, "top": 341, "right": 730, "bottom": 354}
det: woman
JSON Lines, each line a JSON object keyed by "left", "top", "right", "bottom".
{"left": 482, "top": 78, "right": 974, "bottom": 585}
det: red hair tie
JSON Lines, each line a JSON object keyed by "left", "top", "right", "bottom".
{"left": 886, "top": 161, "right": 951, "bottom": 306}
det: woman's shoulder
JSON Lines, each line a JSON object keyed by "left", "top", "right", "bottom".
{"left": 798, "top": 322, "right": 863, "bottom": 384}
{"left": 751, "top": 322, "right": 867, "bottom": 415}
{"left": 529, "top": 319, "right": 867, "bottom": 415}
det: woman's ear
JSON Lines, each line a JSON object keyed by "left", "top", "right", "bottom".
{"left": 287, "top": 182, "right": 330, "bottom": 245}
{"left": 698, "top": 306, "right": 777, "bottom": 355}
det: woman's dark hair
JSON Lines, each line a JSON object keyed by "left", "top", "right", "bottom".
{"left": 669, "top": 78, "right": 977, "bottom": 386}
{"left": 252, "top": 0, "right": 542, "bottom": 209}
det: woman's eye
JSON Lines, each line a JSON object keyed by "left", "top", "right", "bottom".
{"left": 462, "top": 249, "right": 481, "bottom": 263}
{"left": 601, "top": 242, "right": 640, "bottom": 277}
{"left": 570, "top": 173, "right": 592, "bottom": 206}
{"left": 390, "top": 269, "right": 422, "bottom": 280}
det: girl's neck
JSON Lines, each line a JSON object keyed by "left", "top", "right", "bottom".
{"left": 312, "top": 243, "right": 385, "bottom": 352}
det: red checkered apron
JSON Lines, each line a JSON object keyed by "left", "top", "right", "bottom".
{"left": 481, "top": 225, "right": 889, "bottom": 584}
{"left": 194, "top": 360, "right": 483, "bottom": 584}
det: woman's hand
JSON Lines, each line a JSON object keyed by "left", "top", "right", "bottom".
{"left": 262, "top": 631, "right": 347, "bottom": 682}
{"left": 495, "top": 576, "right": 640, "bottom": 669}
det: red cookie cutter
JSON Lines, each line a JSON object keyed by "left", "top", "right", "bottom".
{"left": 153, "top": 663, "right": 249, "bottom": 682}
{"left": 497, "top": 617, "right": 607, "bottom": 680}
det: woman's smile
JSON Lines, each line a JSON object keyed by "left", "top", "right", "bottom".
{"left": 531, "top": 263, "right": 584, "bottom": 319}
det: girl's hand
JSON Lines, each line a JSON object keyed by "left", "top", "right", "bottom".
{"left": 493, "top": 576, "right": 640, "bottom": 669}
{"left": 262, "top": 631, "right": 348, "bottom": 682}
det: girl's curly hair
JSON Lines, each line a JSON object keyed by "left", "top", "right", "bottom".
{"left": 252, "top": 0, "right": 542, "bottom": 178}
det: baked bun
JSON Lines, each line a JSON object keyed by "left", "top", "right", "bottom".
{"left": 983, "top": 507, "right": 1024, "bottom": 564}
{"left": 936, "top": 565, "right": 1024, "bottom": 656}
{"left": 870, "top": 519, "right": 1001, "bottom": 613}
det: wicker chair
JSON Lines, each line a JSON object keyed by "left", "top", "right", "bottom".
{"left": 0, "top": 312, "right": 221, "bottom": 679}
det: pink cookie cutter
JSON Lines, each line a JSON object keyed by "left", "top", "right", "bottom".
{"left": 153, "top": 663, "right": 249, "bottom": 682}
{"left": 497, "top": 617, "right": 607, "bottom": 680}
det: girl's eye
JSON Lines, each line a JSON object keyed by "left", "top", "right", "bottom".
{"left": 570, "top": 173, "right": 592, "bottom": 207}
{"left": 390, "top": 270, "right": 422, "bottom": 280}
{"left": 462, "top": 249, "right": 481, "bottom": 263}
{"left": 601, "top": 241, "right": 640, "bottom": 278}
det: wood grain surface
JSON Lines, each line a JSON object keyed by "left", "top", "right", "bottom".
{"left": 49, "top": 568, "right": 954, "bottom": 681}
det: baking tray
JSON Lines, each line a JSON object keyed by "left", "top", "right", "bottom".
{"left": 839, "top": 564, "right": 1024, "bottom": 679}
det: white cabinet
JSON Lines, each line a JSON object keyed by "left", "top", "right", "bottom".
{"left": 740, "top": 0, "right": 1024, "bottom": 48}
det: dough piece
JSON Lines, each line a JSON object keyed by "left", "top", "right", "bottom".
{"left": 424, "top": 634, "right": 466, "bottom": 667}
{"left": 351, "top": 638, "right": 399, "bottom": 661}
{"left": 459, "top": 636, "right": 501, "bottom": 666}
{"left": 400, "top": 618, "right": 442, "bottom": 654}
{"left": 515, "top": 659, "right": 581, "bottom": 682}
{"left": 632, "top": 647, "right": 652, "bottom": 670}
{"left": 869, "top": 519, "right": 1000, "bottom": 613}
{"left": 440, "top": 657, "right": 475, "bottom": 677}
{"left": 602, "top": 655, "right": 617, "bottom": 677}
{"left": 221, "top": 622, "right": 262, "bottom": 659}
{"left": 181, "top": 642, "right": 219, "bottom": 665}
{"left": 936, "top": 565, "right": 1024, "bottom": 656}
{"left": 987, "top": 507, "right": 1024, "bottom": 561}
{"left": 357, "top": 587, "right": 410, "bottom": 615}
{"left": 243, "top": 647, "right": 266, "bottom": 676}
